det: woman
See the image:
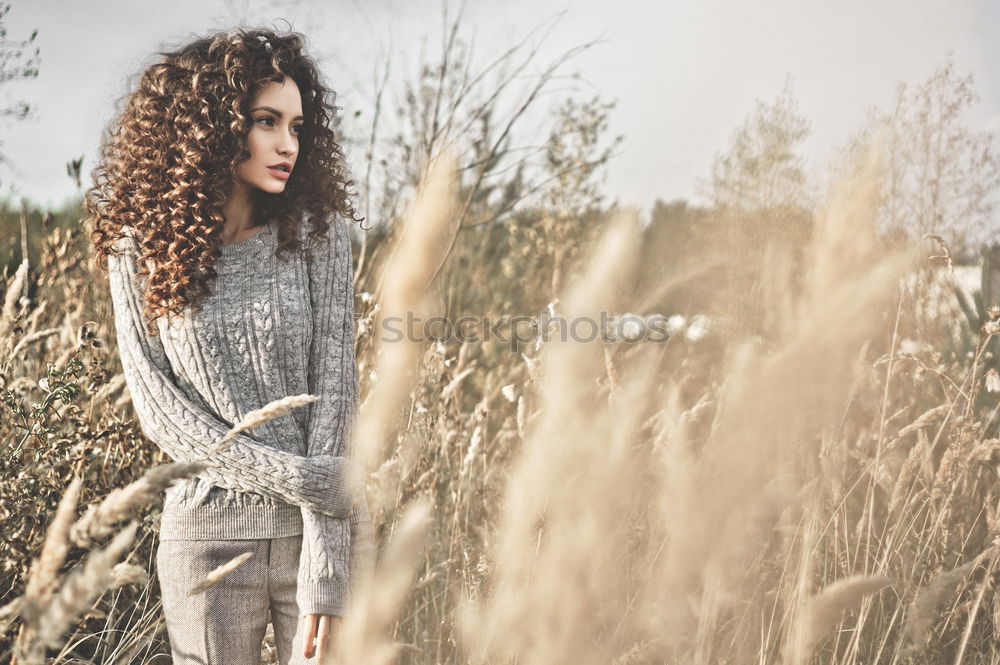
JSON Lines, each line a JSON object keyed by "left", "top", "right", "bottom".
{"left": 85, "top": 27, "right": 374, "bottom": 664}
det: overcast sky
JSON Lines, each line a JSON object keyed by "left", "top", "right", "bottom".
{"left": 2, "top": 0, "right": 997, "bottom": 221}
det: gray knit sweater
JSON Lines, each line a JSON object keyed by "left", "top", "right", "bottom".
{"left": 106, "top": 216, "right": 373, "bottom": 618}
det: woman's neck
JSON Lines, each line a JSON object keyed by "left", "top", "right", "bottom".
{"left": 221, "top": 179, "right": 256, "bottom": 242}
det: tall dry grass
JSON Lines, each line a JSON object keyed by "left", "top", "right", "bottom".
{"left": 2, "top": 140, "right": 1000, "bottom": 665}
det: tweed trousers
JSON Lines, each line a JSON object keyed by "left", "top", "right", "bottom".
{"left": 156, "top": 534, "right": 315, "bottom": 665}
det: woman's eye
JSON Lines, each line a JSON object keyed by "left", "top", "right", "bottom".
{"left": 256, "top": 117, "right": 275, "bottom": 126}
{"left": 292, "top": 124, "right": 303, "bottom": 134}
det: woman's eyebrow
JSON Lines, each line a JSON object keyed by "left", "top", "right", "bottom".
{"left": 250, "top": 105, "right": 304, "bottom": 121}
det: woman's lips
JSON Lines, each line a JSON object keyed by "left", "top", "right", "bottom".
{"left": 267, "top": 166, "right": 290, "bottom": 180}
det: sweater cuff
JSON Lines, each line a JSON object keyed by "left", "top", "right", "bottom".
{"left": 296, "top": 573, "right": 349, "bottom": 617}
{"left": 297, "top": 510, "right": 352, "bottom": 617}
{"left": 349, "top": 495, "right": 371, "bottom": 524}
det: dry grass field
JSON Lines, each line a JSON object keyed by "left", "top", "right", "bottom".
{"left": 1, "top": 22, "right": 1000, "bottom": 663}
{"left": 1, "top": 142, "right": 999, "bottom": 665}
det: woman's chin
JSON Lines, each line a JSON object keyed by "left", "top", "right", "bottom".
{"left": 255, "top": 180, "right": 287, "bottom": 195}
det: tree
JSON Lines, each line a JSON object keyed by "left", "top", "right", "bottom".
{"left": 855, "top": 56, "right": 1000, "bottom": 261}
{"left": 536, "top": 94, "right": 623, "bottom": 295}
{"left": 701, "top": 81, "right": 815, "bottom": 342}
{"left": 705, "top": 80, "right": 813, "bottom": 214}
{"left": 344, "top": 0, "right": 613, "bottom": 316}
{"left": 0, "top": 2, "right": 40, "bottom": 190}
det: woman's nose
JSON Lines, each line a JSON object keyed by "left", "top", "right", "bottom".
{"left": 277, "top": 134, "right": 296, "bottom": 155}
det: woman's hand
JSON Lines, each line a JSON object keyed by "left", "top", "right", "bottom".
{"left": 303, "top": 613, "right": 341, "bottom": 662}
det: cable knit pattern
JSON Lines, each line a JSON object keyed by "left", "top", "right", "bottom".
{"left": 296, "top": 211, "right": 361, "bottom": 617}
{"left": 106, "top": 216, "right": 372, "bottom": 618}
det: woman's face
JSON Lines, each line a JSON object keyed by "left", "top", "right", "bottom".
{"left": 234, "top": 77, "right": 303, "bottom": 195}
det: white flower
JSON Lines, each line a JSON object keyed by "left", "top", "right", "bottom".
{"left": 986, "top": 368, "right": 1000, "bottom": 394}
{"left": 547, "top": 300, "right": 560, "bottom": 319}
{"left": 685, "top": 315, "right": 709, "bottom": 341}
{"left": 619, "top": 314, "right": 644, "bottom": 341}
{"left": 501, "top": 384, "right": 517, "bottom": 402}
{"left": 667, "top": 314, "right": 686, "bottom": 334}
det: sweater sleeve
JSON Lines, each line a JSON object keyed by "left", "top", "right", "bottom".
{"left": 106, "top": 236, "right": 361, "bottom": 520}
{"left": 349, "top": 499, "right": 376, "bottom": 598}
{"left": 296, "top": 215, "right": 364, "bottom": 617}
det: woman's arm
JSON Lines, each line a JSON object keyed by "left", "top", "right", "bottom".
{"left": 107, "top": 237, "right": 359, "bottom": 519}
{"left": 296, "top": 215, "right": 361, "bottom": 617}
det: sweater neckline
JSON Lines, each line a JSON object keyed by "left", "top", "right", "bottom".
{"left": 219, "top": 222, "right": 273, "bottom": 256}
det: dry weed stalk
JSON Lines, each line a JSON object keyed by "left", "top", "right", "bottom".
{"left": 9, "top": 328, "right": 60, "bottom": 359}
{"left": 784, "top": 574, "right": 895, "bottom": 665}
{"left": 9, "top": 469, "right": 141, "bottom": 665}
{"left": 639, "top": 145, "right": 920, "bottom": 662}
{"left": 31, "top": 524, "right": 140, "bottom": 647}
{"left": 885, "top": 404, "right": 952, "bottom": 451}
{"left": 188, "top": 551, "right": 255, "bottom": 595}
{"left": 900, "top": 543, "right": 1000, "bottom": 658}
{"left": 206, "top": 393, "right": 319, "bottom": 455}
{"left": 2, "top": 463, "right": 205, "bottom": 645}
{"left": 335, "top": 499, "right": 433, "bottom": 665}
{"left": 0, "top": 258, "right": 29, "bottom": 342}
{"left": 456, "top": 208, "right": 649, "bottom": 665}
{"left": 354, "top": 149, "right": 457, "bottom": 497}
{"left": 888, "top": 428, "right": 933, "bottom": 515}
{"left": 69, "top": 462, "right": 207, "bottom": 548}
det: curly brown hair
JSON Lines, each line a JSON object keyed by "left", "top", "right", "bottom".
{"left": 85, "top": 26, "right": 364, "bottom": 336}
